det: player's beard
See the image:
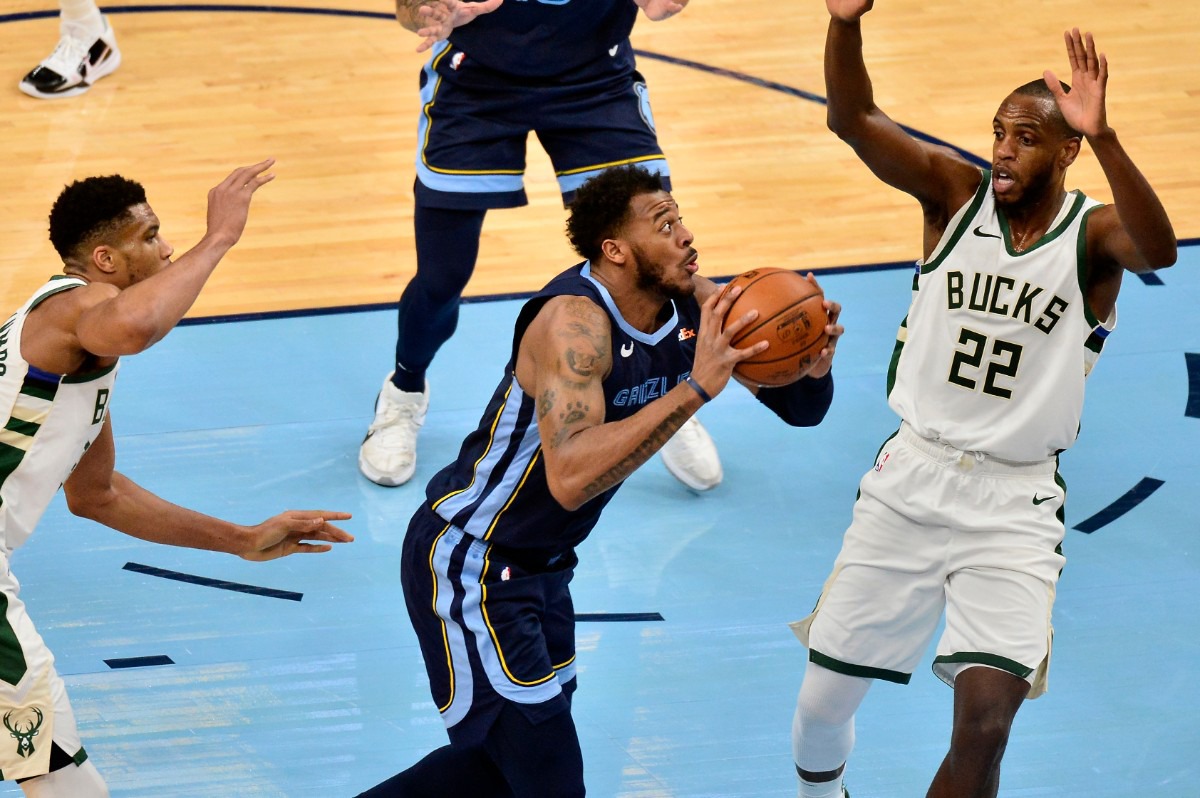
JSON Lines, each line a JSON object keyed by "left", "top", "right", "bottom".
{"left": 631, "top": 244, "right": 696, "bottom": 302}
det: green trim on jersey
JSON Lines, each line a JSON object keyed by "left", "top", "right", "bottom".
{"left": 62, "top": 360, "right": 118, "bottom": 384}
{"left": 16, "top": 380, "right": 55, "bottom": 403}
{"left": 920, "top": 170, "right": 991, "bottom": 275}
{"left": 0, "top": 594, "right": 29, "bottom": 686}
{"left": 1076, "top": 205, "right": 1106, "bottom": 330}
{"left": 885, "top": 317, "right": 909, "bottom": 397}
{"left": 810, "top": 649, "right": 911, "bottom": 685}
{"left": 997, "top": 190, "right": 1087, "bottom": 257}
{"left": 2, "top": 418, "right": 39, "bottom": 438}
{"left": 932, "top": 651, "right": 1034, "bottom": 680}
{"left": 25, "top": 276, "right": 86, "bottom": 313}
{"left": 0, "top": 375, "right": 61, "bottom": 487}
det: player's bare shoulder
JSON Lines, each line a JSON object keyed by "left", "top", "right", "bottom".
{"left": 516, "top": 294, "right": 614, "bottom": 392}
{"left": 543, "top": 295, "right": 612, "bottom": 379}
{"left": 22, "top": 280, "right": 120, "bottom": 375}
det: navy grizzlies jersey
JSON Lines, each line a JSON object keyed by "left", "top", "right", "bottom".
{"left": 448, "top": 0, "right": 638, "bottom": 77}
{"left": 425, "top": 262, "right": 701, "bottom": 554}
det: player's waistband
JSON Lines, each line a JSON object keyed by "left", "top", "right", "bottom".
{"left": 897, "top": 422, "right": 1057, "bottom": 477}
{"left": 423, "top": 505, "right": 576, "bottom": 573}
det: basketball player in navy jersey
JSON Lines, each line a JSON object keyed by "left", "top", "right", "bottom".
{"left": 355, "top": 165, "right": 843, "bottom": 797}
{"left": 360, "top": 0, "right": 728, "bottom": 494}
{"left": 790, "top": 3, "right": 1177, "bottom": 797}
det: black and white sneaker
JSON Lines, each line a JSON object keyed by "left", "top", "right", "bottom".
{"left": 19, "top": 15, "right": 121, "bottom": 99}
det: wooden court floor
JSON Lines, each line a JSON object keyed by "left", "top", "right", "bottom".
{"left": 1, "top": 0, "right": 1197, "bottom": 318}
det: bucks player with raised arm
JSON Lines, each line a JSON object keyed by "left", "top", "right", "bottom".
{"left": 0, "top": 162, "right": 353, "bottom": 797}
{"left": 356, "top": 165, "right": 843, "bottom": 797}
{"left": 790, "top": 3, "right": 1177, "bottom": 797}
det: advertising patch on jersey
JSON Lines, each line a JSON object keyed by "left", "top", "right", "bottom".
{"left": 677, "top": 328, "right": 696, "bottom": 342}
{"left": 634, "top": 82, "right": 657, "bottom": 133}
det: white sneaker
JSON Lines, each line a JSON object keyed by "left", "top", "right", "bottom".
{"left": 19, "top": 15, "right": 121, "bottom": 99}
{"left": 660, "top": 415, "right": 723, "bottom": 492}
{"left": 358, "top": 374, "right": 429, "bottom": 487}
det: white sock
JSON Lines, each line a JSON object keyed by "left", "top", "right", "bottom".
{"left": 798, "top": 775, "right": 844, "bottom": 798}
{"left": 793, "top": 661, "right": 872, "bottom": 797}
{"left": 58, "top": 0, "right": 103, "bottom": 36}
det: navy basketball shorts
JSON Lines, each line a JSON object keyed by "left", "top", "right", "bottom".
{"left": 412, "top": 40, "right": 670, "bottom": 210}
{"left": 401, "top": 504, "right": 579, "bottom": 746}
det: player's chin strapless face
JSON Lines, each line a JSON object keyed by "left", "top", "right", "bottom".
{"left": 116, "top": 204, "right": 174, "bottom": 284}
{"left": 631, "top": 243, "right": 696, "bottom": 301}
{"left": 991, "top": 96, "right": 1065, "bottom": 208}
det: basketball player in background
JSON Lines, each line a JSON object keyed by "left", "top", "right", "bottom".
{"left": 19, "top": 0, "right": 120, "bottom": 99}
{"left": 360, "top": 0, "right": 728, "bottom": 494}
{"left": 355, "top": 165, "right": 842, "bottom": 797}
{"left": 790, "top": 3, "right": 1177, "bottom": 797}
{"left": 0, "top": 161, "right": 353, "bottom": 796}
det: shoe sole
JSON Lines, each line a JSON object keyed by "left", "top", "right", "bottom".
{"left": 357, "top": 450, "right": 415, "bottom": 487}
{"left": 660, "top": 455, "right": 723, "bottom": 492}
{"left": 18, "top": 44, "right": 121, "bottom": 99}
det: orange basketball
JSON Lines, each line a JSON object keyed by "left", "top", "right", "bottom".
{"left": 719, "top": 268, "right": 829, "bottom": 387}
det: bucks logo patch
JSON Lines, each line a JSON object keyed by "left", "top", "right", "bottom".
{"left": 4, "top": 707, "right": 43, "bottom": 758}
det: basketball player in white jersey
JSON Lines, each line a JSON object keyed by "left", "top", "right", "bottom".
{"left": 790, "top": 3, "right": 1177, "bottom": 797}
{"left": 0, "top": 161, "right": 353, "bottom": 797}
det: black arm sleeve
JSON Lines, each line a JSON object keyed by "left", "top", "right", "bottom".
{"left": 754, "top": 372, "right": 834, "bottom": 427}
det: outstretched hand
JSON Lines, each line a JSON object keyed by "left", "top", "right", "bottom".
{"left": 634, "top": 0, "right": 688, "bottom": 22}
{"left": 1044, "top": 28, "right": 1108, "bottom": 139}
{"left": 205, "top": 159, "right": 275, "bottom": 249}
{"left": 240, "top": 510, "right": 354, "bottom": 562}
{"left": 411, "top": 0, "right": 504, "bottom": 53}
{"left": 826, "top": 0, "right": 873, "bottom": 22}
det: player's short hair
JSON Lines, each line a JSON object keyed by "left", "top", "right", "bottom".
{"left": 48, "top": 175, "right": 148, "bottom": 259}
{"left": 566, "top": 166, "right": 667, "bottom": 262}
{"left": 1012, "top": 78, "right": 1082, "bottom": 140}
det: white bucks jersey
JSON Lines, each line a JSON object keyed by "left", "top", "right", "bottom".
{"left": 887, "top": 172, "right": 1109, "bottom": 462}
{"left": 0, "top": 277, "right": 118, "bottom": 555}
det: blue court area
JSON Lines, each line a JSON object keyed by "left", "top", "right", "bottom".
{"left": 6, "top": 247, "right": 1198, "bottom": 797}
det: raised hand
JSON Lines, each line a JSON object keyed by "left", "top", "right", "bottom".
{"left": 1044, "top": 28, "right": 1108, "bottom": 139}
{"left": 240, "top": 510, "right": 354, "bottom": 562}
{"left": 826, "top": 0, "right": 874, "bottom": 23}
{"left": 204, "top": 159, "right": 275, "bottom": 249}
{"left": 634, "top": 0, "right": 688, "bottom": 22}
{"left": 411, "top": 0, "right": 504, "bottom": 53}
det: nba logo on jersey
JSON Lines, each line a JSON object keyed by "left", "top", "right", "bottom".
{"left": 450, "top": 52, "right": 465, "bottom": 71}
{"left": 500, "top": 566, "right": 512, "bottom": 582}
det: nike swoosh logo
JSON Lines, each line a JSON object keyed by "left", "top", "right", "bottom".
{"left": 973, "top": 226, "right": 1001, "bottom": 239}
{"left": 620, "top": 342, "right": 634, "bottom": 358}
{"left": 609, "top": 45, "right": 619, "bottom": 57}
{"left": 1032, "top": 495, "right": 1055, "bottom": 505}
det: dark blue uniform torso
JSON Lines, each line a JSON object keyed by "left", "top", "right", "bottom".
{"left": 449, "top": 0, "right": 638, "bottom": 78}
{"left": 424, "top": 261, "right": 702, "bottom": 556}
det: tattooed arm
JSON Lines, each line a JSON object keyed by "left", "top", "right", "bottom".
{"left": 514, "top": 288, "right": 763, "bottom": 511}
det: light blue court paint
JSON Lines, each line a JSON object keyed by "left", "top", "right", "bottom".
{"left": 4, "top": 248, "right": 1197, "bottom": 797}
